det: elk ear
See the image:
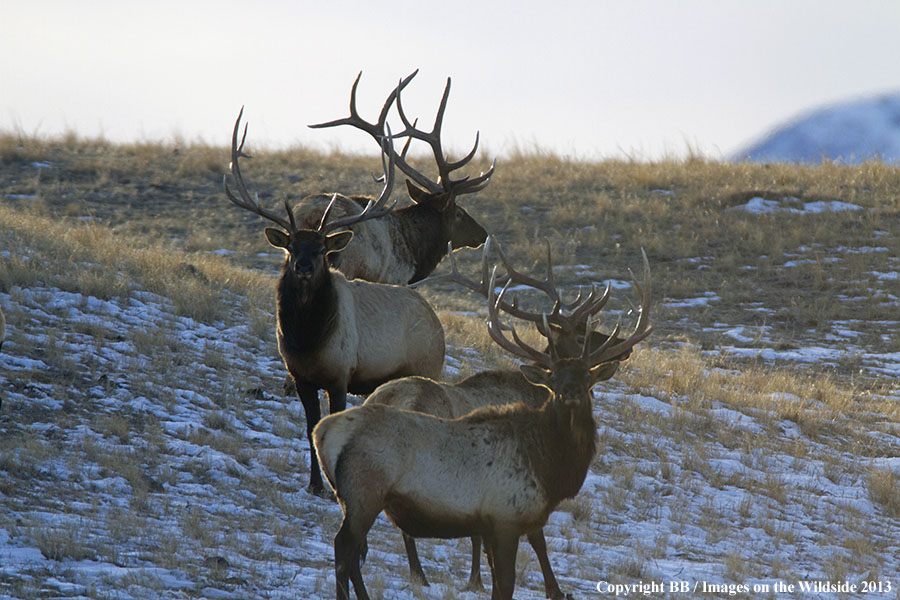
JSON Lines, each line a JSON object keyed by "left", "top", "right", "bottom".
{"left": 265, "top": 228, "right": 290, "bottom": 249}
{"left": 324, "top": 230, "right": 353, "bottom": 254}
{"left": 405, "top": 179, "right": 430, "bottom": 204}
{"left": 590, "top": 361, "right": 620, "bottom": 382}
{"left": 520, "top": 365, "right": 551, "bottom": 389}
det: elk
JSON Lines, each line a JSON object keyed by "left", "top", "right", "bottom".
{"left": 367, "top": 238, "right": 636, "bottom": 597}
{"left": 297, "top": 70, "right": 493, "bottom": 284}
{"left": 224, "top": 109, "right": 445, "bottom": 495}
{"left": 313, "top": 253, "right": 652, "bottom": 600}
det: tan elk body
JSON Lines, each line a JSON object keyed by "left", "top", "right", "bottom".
{"left": 224, "top": 109, "right": 444, "bottom": 494}
{"left": 314, "top": 257, "right": 652, "bottom": 600}
{"left": 365, "top": 239, "right": 634, "bottom": 597}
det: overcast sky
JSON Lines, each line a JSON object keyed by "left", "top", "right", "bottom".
{"left": 3, "top": 1, "right": 899, "bottom": 161}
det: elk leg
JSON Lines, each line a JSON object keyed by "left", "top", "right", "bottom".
{"left": 526, "top": 528, "right": 571, "bottom": 600}
{"left": 465, "top": 535, "right": 484, "bottom": 591}
{"left": 296, "top": 381, "right": 325, "bottom": 495}
{"left": 333, "top": 486, "right": 382, "bottom": 600}
{"left": 334, "top": 521, "right": 370, "bottom": 600}
{"left": 401, "top": 532, "right": 429, "bottom": 586}
{"left": 485, "top": 532, "right": 518, "bottom": 600}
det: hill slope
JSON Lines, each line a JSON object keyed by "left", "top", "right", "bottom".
{"left": 1, "top": 137, "right": 900, "bottom": 598}
{"left": 733, "top": 93, "right": 900, "bottom": 164}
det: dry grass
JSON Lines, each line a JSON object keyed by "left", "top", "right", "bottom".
{"left": 0, "top": 201, "right": 272, "bottom": 324}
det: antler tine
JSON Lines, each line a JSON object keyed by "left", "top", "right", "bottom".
{"left": 412, "top": 236, "right": 510, "bottom": 292}
{"left": 309, "top": 70, "right": 418, "bottom": 137}
{"left": 311, "top": 71, "right": 441, "bottom": 195}
{"left": 444, "top": 133, "right": 496, "bottom": 195}
{"left": 319, "top": 124, "right": 398, "bottom": 233}
{"left": 585, "top": 248, "right": 653, "bottom": 366}
{"left": 223, "top": 107, "right": 295, "bottom": 232}
{"left": 568, "top": 283, "right": 612, "bottom": 323}
{"left": 493, "top": 239, "right": 564, "bottom": 330}
{"left": 487, "top": 267, "right": 552, "bottom": 368}
{"left": 411, "top": 241, "right": 485, "bottom": 292}
{"left": 394, "top": 75, "right": 494, "bottom": 198}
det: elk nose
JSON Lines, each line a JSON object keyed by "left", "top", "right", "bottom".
{"left": 294, "top": 262, "right": 314, "bottom": 278}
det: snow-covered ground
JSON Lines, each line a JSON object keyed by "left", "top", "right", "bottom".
{"left": 1, "top": 193, "right": 899, "bottom": 599}
{"left": 2, "top": 263, "right": 899, "bottom": 599}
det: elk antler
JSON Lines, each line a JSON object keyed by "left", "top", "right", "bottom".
{"left": 310, "top": 71, "right": 495, "bottom": 199}
{"left": 224, "top": 107, "right": 295, "bottom": 232}
{"left": 394, "top": 75, "right": 495, "bottom": 197}
{"left": 487, "top": 267, "right": 553, "bottom": 368}
{"left": 581, "top": 249, "right": 653, "bottom": 365}
{"left": 225, "top": 107, "right": 397, "bottom": 236}
{"left": 487, "top": 249, "right": 653, "bottom": 370}
{"left": 415, "top": 236, "right": 611, "bottom": 337}
{"left": 317, "top": 124, "right": 398, "bottom": 233}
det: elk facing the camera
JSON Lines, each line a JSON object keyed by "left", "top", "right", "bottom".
{"left": 224, "top": 109, "right": 445, "bottom": 495}
{"left": 314, "top": 255, "right": 652, "bottom": 600}
{"left": 368, "top": 238, "right": 635, "bottom": 598}
{"left": 302, "top": 71, "right": 492, "bottom": 284}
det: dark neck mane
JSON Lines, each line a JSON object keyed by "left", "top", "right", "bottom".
{"left": 395, "top": 203, "right": 449, "bottom": 284}
{"left": 276, "top": 265, "right": 338, "bottom": 356}
{"left": 534, "top": 400, "right": 597, "bottom": 502}
{"left": 466, "top": 398, "right": 597, "bottom": 504}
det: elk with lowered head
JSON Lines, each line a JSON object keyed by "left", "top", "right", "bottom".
{"left": 367, "top": 238, "right": 637, "bottom": 598}
{"left": 224, "top": 109, "right": 445, "bottom": 495}
{"left": 313, "top": 254, "right": 652, "bottom": 600}
{"left": 299, "top": 70, "right": 493, "bottom": 284}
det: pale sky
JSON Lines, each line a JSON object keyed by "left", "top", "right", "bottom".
{"left": 3, "top": 1, "right": 899, "bottom": 160}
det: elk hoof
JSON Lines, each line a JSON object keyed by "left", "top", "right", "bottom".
{"left": 464, "top": 577, "right": 483, "bottom": 592}
{"left": 307, "top": 482, "right": 334, "bottom": 500}
{"left": 410, "top": 570, "right": 429, "bottom": 587}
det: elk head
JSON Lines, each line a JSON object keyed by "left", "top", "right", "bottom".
{"left": 486, "top": 249, "right": 653, "bottom": 405}
{"left": 310, "top": 70, "right": 492, "bottom": 251}
{"left": 224, "top": 107, "right": 396, "bottom": 302}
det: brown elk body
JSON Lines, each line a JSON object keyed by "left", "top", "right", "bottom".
{"left": 224, "top": 109, "right": 445, "bottom": 494}
{"left": 314, "top": 256, "right": 652, "bottom": 600}
{"left": 304, "top": 71, "right": 493, "bottom": 284}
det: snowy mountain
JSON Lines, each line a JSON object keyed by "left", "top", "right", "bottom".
{"left": 732, "top": 92, "right": 900, "bottom": 164}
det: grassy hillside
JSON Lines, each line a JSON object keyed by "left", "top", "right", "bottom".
{"left": 1, "top": 132, "right": 899, "bottom": 599}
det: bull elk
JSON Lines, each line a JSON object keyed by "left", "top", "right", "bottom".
{"left": 313, "top": 253, "right": 652, "bottom": 600}
{"left": 224, "top": 109, "right": 445, "bottom": 495}
{"left": 368, "top": 238, "right": 637, "bottom": 597}
{"left": 300, "top": 70, "right": 494, "bottom": 284}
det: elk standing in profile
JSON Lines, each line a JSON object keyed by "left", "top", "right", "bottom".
{"left": 367, "top": 238, "right": 636, "bottom": 598}
{"left": 298, "top": 70, "right": 493, "bottom": 284}
{"left": 224, "top": 109, "right": 445, "bottom": 495}
{"left": 313, "top": 254, "right": 652, "bottom": 600}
